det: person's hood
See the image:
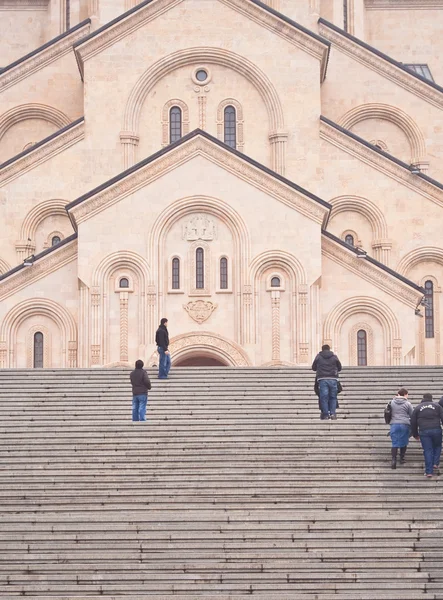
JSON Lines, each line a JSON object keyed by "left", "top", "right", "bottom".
{"left": 319, "top": 350, "right": 334, "bottom": 359}
{"left": 392, "top": 397, "right": 409, "bottom": 405}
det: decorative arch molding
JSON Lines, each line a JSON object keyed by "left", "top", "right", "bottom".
{"left": 90, "top": 250, "right": 153, "bottom": 365}
{"left": 0, "top": 298, "right": 77, "bottom": 368}
{"left": 396, "top": 246, "right": 443, "bottom": 277}
{"left": 148, "top": 332, "right": 252, "bottom": 367}
{"left": 249, "top": 249, "right": 307, "bottom": 285}
{"left": 216, "top": 98, "right": 244, "bottom": 151}
{"left": 338, "top": 103, "right": 427, "bottom": 165}
{"left": 26, "top": 324, "right": 51, "bottom": 369}
{"left": 17, "top": 199, "right": 70, "bottom": 260}
{"left": 0, "top": 258, "right": 11, "bottom": 276}
{"left": 121, "top": 47, "right": 286, "bottom": 172}
{"left": 0, "top": 104, "right": 71, "bottom": 141}
{"left": 323, "top": 296, "right": 402, "bottom": 365}
{"left": 349, "top": 322, "right": 375, "bottom": 366}
{"left": 161, "top": 99, "right": 190, "bottom": 147}
{"left": 329, "top": 195, "right": 391, "bottom": 263}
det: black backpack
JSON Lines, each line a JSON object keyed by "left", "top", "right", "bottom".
{"left": 384, "top": 401, "right": 392, "bottom": 424}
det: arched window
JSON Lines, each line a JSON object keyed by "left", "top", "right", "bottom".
{"left": 344, "top": 234, "right": 354, "bottom": 246}
{"left": 271, "top": 277, "right": 281, "bottom": 288}
{"left": 425, "top": 280, "right": 434, "bottom": 338}
{"left": 169, "top": 106, "right": 182, "bottom": 143}
{"left": 34, "top": 332, "right": 44, "bottom": 368}
{"left": 51, "top": 235, "right": 61, "bottom": 246}
{"left": 357, "top": 329, "right": 367, "bottom": 366}
{"left": 224, "top": 105, "right": 236, "bottom": 148}
{"left": 220, "top": 257, "right": 228, "bottom": 289}
{"left": 119, "top": 277, "right": 129, "bottom": 289}
{"left": 196, "top": 247, "right": 204, "bottom": 289}
{"left": 172, "top": 258, "right": 180, "bottom": 290}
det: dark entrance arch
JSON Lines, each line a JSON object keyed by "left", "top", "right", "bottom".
{"left": 174, "top": 354, "right": 228, "bottom": 367}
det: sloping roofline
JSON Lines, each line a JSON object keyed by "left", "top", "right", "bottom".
{"left": 320, "top": 116, "right": 443, "bottom": 193}
{"left": 0, "top": 233, "right": 78, "bottom": 283}
{"left": 74, "top": 0, "right": 330, "bottom": 51}
{"left": 318, "top": 17, "right": 443, "bottom": 95}
{"left": 0, "top": 19, "right": 91, "bottom": 75}
{"left": 322, "top": 229, "right": 424, "bottom": 294}
{"left": 66, "top": 128, "right": 332, "bottom": 212}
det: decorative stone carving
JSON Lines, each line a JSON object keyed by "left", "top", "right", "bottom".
{"left": 184, "top": 300, "right": 217, "bottom": 324}
{"left": 91, "top": 345, "right": 101, "bottom": 365}
{"left": 183, "top": 214, "right": 216, "bottom": 241}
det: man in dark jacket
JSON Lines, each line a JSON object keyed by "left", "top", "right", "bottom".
{"left": 130, "top": 359, "right": 151, "bottom": 422}
{"left": 155, "top": 318, "right": 171, "bottom": 379}
{"left": 312, "top": 344, "right": 342, "bottom": 420}
{"left": 411, "top": 393, "right": 443, "bottom": 477}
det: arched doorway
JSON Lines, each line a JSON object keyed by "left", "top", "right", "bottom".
{"left": 174, "top": 353, "right": 228, "bottom": 367}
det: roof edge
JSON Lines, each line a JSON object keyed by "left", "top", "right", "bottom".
{"left": 67, "top": 128, "right": 332, "bottom": 211}
{"left": 0, "top": 233, "right": 78, "bottom": 283}
{"left": 320, "top": 116, "right": 443, "bottom": 193}
{"left": 322, "top": 229, "right": 424, "bottom": 294}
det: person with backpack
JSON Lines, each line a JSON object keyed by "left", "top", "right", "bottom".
{"left": 312, "top": 344, "right": 342, "bottom": 420}
{"left": 387, "top": 388, "right": 413, "bottom": 469}
{"left": 411, "top": 393, "right": 443, "bottom": 478}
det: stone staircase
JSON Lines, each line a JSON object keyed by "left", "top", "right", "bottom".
{"left": 0, "top": 366, "right": 442, "bottom": 599}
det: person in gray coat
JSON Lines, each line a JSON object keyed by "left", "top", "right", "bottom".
{"left": 388, "top": 388, "right": 414, "bottom": 469}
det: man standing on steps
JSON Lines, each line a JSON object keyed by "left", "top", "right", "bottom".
{"left": 130, "top": 360, "right": 151, "bottom": 422}
{"left": 156, "top": 318, "right": 171, "bottom": 380}
{"left": 411, "top": 393, "right": 443, "bottom": 478}
{"left": 312, "top": 344, "right": 342, "bottom": 421}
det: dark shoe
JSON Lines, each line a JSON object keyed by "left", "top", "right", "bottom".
{"left": 400, "top": 447, "right": 407, "bottom": 464}
{"left": 391, "top": 448, "right": 398, "bottom": 470}
{"left": 330, "top": 415, "right": 337, "bottom": 420}
{"left": 320, "top": 414, "right": 329, "bottom": 420}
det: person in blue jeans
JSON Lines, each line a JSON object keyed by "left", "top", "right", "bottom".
{"left": 411, "top": 393, "right": 443, "bottom": 478}
{"left": 155, "top": 317, "right": 171, "bottom": 379}
{"left": 312, "top": 344, "right": 342, "bottom": 420}
{"left": 129, "top": 359, "right": 151, "bottom": 421}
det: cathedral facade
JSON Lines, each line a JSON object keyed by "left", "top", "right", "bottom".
{"left": 1, "top": 0, "right": 443, "bottom": 368}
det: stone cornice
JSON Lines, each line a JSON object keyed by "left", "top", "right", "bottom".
{"left": 67, "top": 130, "right": 330, "bottom": 226}
{"left": 0, "top": 237, "right": 77, "bottom": 301}
{"left": 320, "top": 118, "right": 443, "bottom": 210}
{"left": 0, "top": 118, "right": 84, "bottom": 185}
{"left": 74, "top": 0, "right": 329, "bottom": 81}
{"left": 322, "top": 234, "right": 422, "bottom": 308}
{"left": 0, "top": 0, "right": 48, "bottom": 9}
{"left": 365, "top": 0, "right": 443, "bottom": 8}
{"left": 318, "top": 18, "right": 443, "bottom": 109}
{"left": 0, "top": 20, "right": 90, "bottom": 92}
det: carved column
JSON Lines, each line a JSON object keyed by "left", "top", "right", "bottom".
{"left": 372, "top": 239, "right": 392, "bottom": 266}
{"left": 120, "top": 131, "right": 140, "bottom": 169}
{"left": 269, "top": 131, "right": 288, "bottom": 176}
{"left": 119, "top": 291, "right": 129, "bottom": 363}
{"left": 392, "top": 339, "right": 402, "bottom": 366}
{"left": 271, "top": 290, "right": 280, "bottom": 363}
{"left": 68, "top": 341, "right": 77, "bottom": 368}
{"left": 15, "top": 241, "right": 36, "bottom": 262}
{"left": 0, "top": 341, "right": 6, "bottom": 369}
{"left": 90, "top": 286, "right": 101, "bottom": 365}
{"left": 435, "top": 290, "right": 441, "bottom": 365}
{"left": 147, "top": 284, "right": 156, "bottom": 345}
{"left": 298, "top": 284, "right": 309, "bottom": 364}
{"left": 198, "top": 96, "right": 207, "bottom": 129}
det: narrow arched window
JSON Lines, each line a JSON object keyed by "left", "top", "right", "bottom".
{"left": 357, "top": 329, "right": 367, "bottom": 366}
{"left": 224, "top": 105, "right": 236, "bottom": 148}
{"left": 172, "top": 258, "right": 180, "bottom": 290}
{"left": 220, "top": 257, "right": 228, "bottom": 289}
{"left": 169, "top": 106, "right": 182, "bottom": 143}
{"left": 425, "top": 280, "right": 434, "bottom": 338}
{"left": 271, "top": 277, "right": 281, "bottom": 288}
{"left": 119, "top": 277, "right": 129, "bottom": 289}
{"left": 34, "top": 332, "right": 44, "bottom": 368}
{"left": 196, "top": 247, "right": 204, "bottom": 289}
{"left": 51, "top": 235, "right": 61, "bottom": 246}
{"left": 345, "top": 234, "right": 354, "bottom": 246}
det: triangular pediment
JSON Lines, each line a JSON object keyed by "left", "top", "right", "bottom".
{"left": 74, "top": 0, "right": 329, "bottom": 80}
{"left": 67, "top": 129, "right": 331, "bottom": 227}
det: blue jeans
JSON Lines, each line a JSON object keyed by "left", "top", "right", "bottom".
{"left": 132, "top": 394, "right": 147, "bottom": 421}
{"left": 158, "top": 346, "right": 171, "bottom": 379}
{"left": 419, "top": 428, "right": 442, "bottom": 475}
{"left": 319, "top": 379, "right": 338, "bottom": 419}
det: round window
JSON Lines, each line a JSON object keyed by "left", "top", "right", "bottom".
{"left": 195, "top": 69, "right": 208, "bottom": 82}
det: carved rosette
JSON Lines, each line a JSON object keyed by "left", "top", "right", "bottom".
{"left": 184, "top": 300, "right": 217, "bottom": 324}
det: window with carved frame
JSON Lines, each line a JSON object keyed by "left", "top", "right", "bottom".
{"left": 172, "top": 257, "right": 180, "bottom": 290}
{"left": 34, "top": 332, "right": 44, "bottom": 368}
{"left": 196, "top": 247, "right": 204, "bottom": 289}
{"left": 169, "top": 106, "right": 182, "bottom": 143}
{"left": 224, "top": 106, "right": 236, "bottom": 148}
{"left": 345, "top": 234, "right": 354, "bottom": 246}
{"left": 357, "top": 329, "right": 367, "bottom": 366}
{"left": 425, "top": 280, "right": 434, "bottom": 338}
{"left": 220, "top": 257, "right": 228, "bottom": 289}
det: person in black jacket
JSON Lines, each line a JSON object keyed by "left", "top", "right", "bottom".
{"left": 411, "top": 393, "right": 443, "bottom": 477}
{"left": 129, "top": 359, "right": 151, "bottom": 422}
{"left": 155, "top": 318, "right": 171, "bottom": 379}
{"left": 312, "top": 344, "right": 342, "bottom": 420}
